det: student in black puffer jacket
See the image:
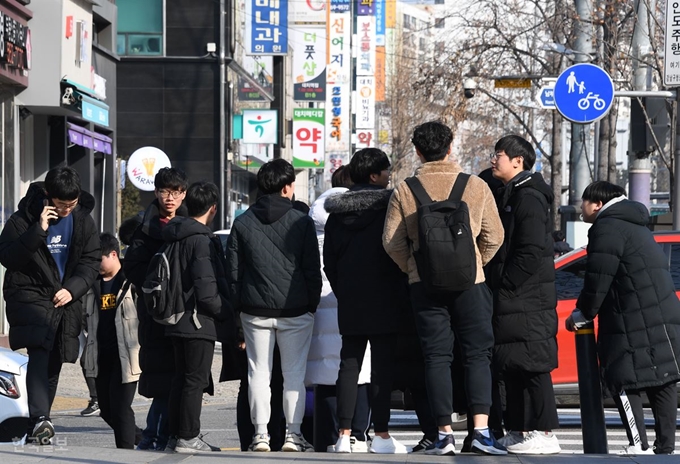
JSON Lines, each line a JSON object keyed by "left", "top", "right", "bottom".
{"left": 0, "top": 167, "right": 100, "bottom": 445}
{"left": 161, "top": 181, "right": 232, "bottom": 453}
{"left": 567, "top": 181, "right": 680, "bottom": 455}
{"left": 486, "top": 135, "right": 560, "bottom": 454}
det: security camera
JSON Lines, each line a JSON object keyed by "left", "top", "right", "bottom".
{"left": 61, "top": 87, "right": 75, "bottom": 106}
{"left": 463, "top": 78, "right": 477, "bottom": 99}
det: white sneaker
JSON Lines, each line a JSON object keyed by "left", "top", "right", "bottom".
{"left": 619, "top": 445, "right": 655, "bottom": 455}
{"left": 507, "top": 431, "right": 561, "bottom": 455}
{"left": 350, "top": 436, "right": 368, "bottom": 453}
{"left": 498, "top": 431, "right": 524, "bottom": 448}
{"left": 334, "top": 435, "right": 351, "bottom": 453}
{"left": 370, "top": 435, "right": 408, "bottom": 454}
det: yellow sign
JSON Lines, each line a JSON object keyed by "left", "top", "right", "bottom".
{"left": 386, "top": 0, "right": 396, "bottom": 28}
{"left": 494, "top": 79, "right": 532, "bottom": 89}
{"left": 375, "top": 46, "right": 386, "bottom": 102}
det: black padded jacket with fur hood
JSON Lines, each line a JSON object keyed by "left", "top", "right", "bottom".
{"left": 324, "top": 184, "right": 410, "bottom": 336}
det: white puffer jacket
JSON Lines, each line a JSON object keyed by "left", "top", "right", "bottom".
{"left": 305, "top": 187, "right": 371, "bottom": 386}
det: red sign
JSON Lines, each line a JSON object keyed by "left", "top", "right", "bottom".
{"left": 66, "top": 16, "right": 73, "bottom": 38}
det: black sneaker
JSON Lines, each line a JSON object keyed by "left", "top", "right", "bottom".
{"left": 175, "top": 435, "right": 221, "bottom": 453}
{"left": 80, "top": 400, "right": 100, "bottom": 417}
{"left": 411, "top": 437, "right": 434, "bottom": 453}
{"left": 29, "top": 417, "right": 55, "bottom": 445}
{"left": 424, "top": 434, "right": 456, "bottom": 456}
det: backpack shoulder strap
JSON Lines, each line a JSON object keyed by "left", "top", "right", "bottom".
{"left": 449, "top": 173, "right": 470, "bottom": 202}
{"left": 405, "top": 177, "right": 433, "bottom": 206}
{"left": 115, "top": 279, "right": 133, "bottom": 309}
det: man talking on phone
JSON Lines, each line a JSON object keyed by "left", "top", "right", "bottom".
{"left": 0, "top": 166, "right": 100, "bottom": 445}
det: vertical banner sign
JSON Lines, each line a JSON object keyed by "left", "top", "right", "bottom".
{"left": 238, "top": 55, "right": 274, "bottom": 101}
{"left": 291, "top": 0, "right": 327, "bottom": 23}
{"left": 293, "top": 109, "right": 325, "bottom": 168}
{"left": 375, "top": 46, "right": 386, "bottom": 101}
{"left": 375, "top": 0, "right": 386, "bottom": 46}
{"left": 330, "top": 0, "right": 351, "bottom": 14}
{"left": 242, "top": 109, "right": 278, "bottom": 144}
{"left": 356, "top": 0, "right": 375, "bottom": 16}
{"left": 293, "top": 27, "right": 326, "bottom": 101}
{"left": 386, "top": 0, "right": 396, "bottom": 28}
{"left": 356, "top": 16, "right": 376, "bottom": 76}
{"left": 245, "top": 0, "right": 288, "bottom": 55}
{"left": 664, "top": 1, "right": 680, "bottom": 86}
{"left": 356, "top": 76, "right": 375, "bottom": 129}
{"left": 325, "top": 7, "right": 351, "bottom": 155}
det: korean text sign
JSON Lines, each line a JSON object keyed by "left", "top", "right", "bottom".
{"left": 245, "top": 0, "right": 288, "bottom": 55}
{"left": 293, "top": 109, "right": 325, "bottom": 168}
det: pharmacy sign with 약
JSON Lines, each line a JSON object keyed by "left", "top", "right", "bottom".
{"left": 293, "top": 109, "right": 325, "bottom": 168}
{"left": 242, "top": 110, "right": 278, "bottom": 144}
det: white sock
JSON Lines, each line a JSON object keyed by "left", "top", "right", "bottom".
{"left": 438, "top": 431, "right": 453, "bottom": 441}
{"left": 288, "top": 423, "right": 301, "bottom": 435}
{"left": 255, "top": 424, "right": 268, "bottom": 435}
{"left": 474, "top": 427, "right": 490, "bottom": 438}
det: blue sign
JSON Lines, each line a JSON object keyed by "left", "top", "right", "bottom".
{"left": 375, "top": 0, "right": 386, "bottom": 46}
{"left": 330, "top": 0, "right": 351, "bottom": 13}
{"left": 554, "top": 63, "right": 614, "bottom": 123}
{"left": 81, "top": 97, "right": 110, "bottom": 127}
{"left": 537, "top": 86, "right": 555, "bottom": 109}
{"left": 248, "top": 0, "right": 288, "bottom": 55}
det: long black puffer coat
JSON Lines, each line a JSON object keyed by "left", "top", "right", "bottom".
{"left": 323, "top": 185, "right": 410, "bottom": 336}
{"left": 577, "top": 199, "right": 680, "bottom": 391}
{"left": 485, "top": 172, "right": 558, "bottom": 373}
{"left": 0, "top": 182, "right": 100, "bottom": 362}
{"left": 123, "top": 200, "right": 187, "bottom": 398}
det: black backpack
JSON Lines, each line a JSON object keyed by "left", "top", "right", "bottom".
{"left": 141, "top": 241, "right": 200, "bottom": 328}
{"left": 405, "top": 174, "right": 477, "bottom": 295}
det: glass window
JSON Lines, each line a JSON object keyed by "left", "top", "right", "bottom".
{"left": 667, "top": 244, "right": 680, "bottom": 288}
{"left": 555, "top": 256, "right": 587, "bottom": 300}
{"left": 117, "top": 0, "right": 163, "bottom": 56}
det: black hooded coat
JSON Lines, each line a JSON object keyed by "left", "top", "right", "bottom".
{"left": 486, "top": 172, "right": 558, "bottom": 373}
{"left": 0, "top": 182, "right": 100, "bottom": 362}
{"left": 577, "top": 199, "right": 680, "bottom": 391}
{"left": 123, "top": 199, "right": 187, "bottom": 398}
{"left": 323, "top": 185, "right": 410, "bottom": 336}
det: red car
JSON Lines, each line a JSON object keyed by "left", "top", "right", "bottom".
{"left": 552, "top": 230, "right": 680, "bottom": 389}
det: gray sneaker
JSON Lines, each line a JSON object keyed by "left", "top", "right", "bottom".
{"left": 282, "top": 432, "right": 314, "bottom": 452}
{"left": 174, "top": 436, "right": 220, "bottom": 453}
{"left": 29, "top": 417, "right": 55, "bottom": 446}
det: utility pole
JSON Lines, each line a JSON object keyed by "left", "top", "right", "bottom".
{"left": 629, "top": 0, "right": 653, "bottom": 212}
{"left": 570, "top": 0, "right": 594, "bottom": 205}
{"left": 219, "top": 0, "right": 227, "bottom": 229}
{"left": 272, "top": 56, "right": 285, "bottom": 159}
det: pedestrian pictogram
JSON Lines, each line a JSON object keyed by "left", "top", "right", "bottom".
{"left": 554, "top": 63, "right": 614, "bottom": 124}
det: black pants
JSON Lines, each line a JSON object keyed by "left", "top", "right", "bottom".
{"left": 410, "top": 282, "right": 494, "bottom": 426}
{"left": 615, "top": 381, "right": 677, "bottom": 454}
{"left": 336, "top": 334, "right": 395, "bottom": 432}
{"left": 312, "top": 384, "right": 371, "bottom": 451}
{"left": 504, "top": 370, "right": 559, "bottom": 432}
{"left": 95, "top": 349, "right": 138, "bottom": 449}
{"left": 26, "top": 328, "right": 64, "bottom": 427}
{"left": 613, "top": 388, "right": 650, "bottom": 450}
{"left": 237, "top": 345, "right": 285, "bottom": 451}
{"left": 168, "top": 337, "right": 214, "bottom": 440}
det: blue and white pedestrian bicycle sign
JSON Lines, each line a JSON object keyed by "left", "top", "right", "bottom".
{"left": 553, "top": 63, "right": 615, "bottom": 124}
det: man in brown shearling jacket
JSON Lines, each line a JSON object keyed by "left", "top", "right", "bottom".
{"left": 383, "top": 121, "right": 504, "bottom": 456}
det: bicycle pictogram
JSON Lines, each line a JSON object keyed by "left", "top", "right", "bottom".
{"left": 577, "top": 92, "right": 606, "bottom": 111}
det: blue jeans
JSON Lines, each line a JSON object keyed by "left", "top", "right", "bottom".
{"left": 141, "top": 395, "right": 169, "bottom": 449}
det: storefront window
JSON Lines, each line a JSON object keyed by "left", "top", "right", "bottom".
{"left": 117, "top": 0, "right": 164, "bottom": 56}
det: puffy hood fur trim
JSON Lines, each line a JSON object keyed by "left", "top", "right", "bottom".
{"left": 324, "top": 188, "right": 393, "bottom": 214}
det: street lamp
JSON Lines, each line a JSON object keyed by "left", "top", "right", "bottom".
{"left": 540, "top": 43, "right": 595, "bottom": 62}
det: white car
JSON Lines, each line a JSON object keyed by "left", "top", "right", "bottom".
{"left": 0, "top": 347, "right": 29, "bottom": 443}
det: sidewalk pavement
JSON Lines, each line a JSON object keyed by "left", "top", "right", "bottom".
{"left": 0, "top": 446, "right": 677, "bottom": 464}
